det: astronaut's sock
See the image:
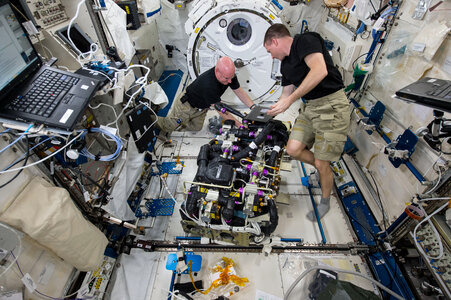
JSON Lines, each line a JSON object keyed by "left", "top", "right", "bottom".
{"left": 307, "top": 197, "right": 330, "bottom": 221}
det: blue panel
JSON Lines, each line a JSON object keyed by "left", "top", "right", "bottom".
{"left": 271, "top": 0, "right": 284, "bottom": 10}
{"left": 366, "top": 101, "right": 386, "bottom": 134}
{"left": 338, "top": 182, "right": 379, "bottom": 245}
{"left": 349, "top": 98, "right": 424, "bottom": 182}
{"left": 368, "top": 253, "right": 415, "bottom": 299}
{"left": 157, "top": 70, "right": 184, "bottom": 117}
{"left": 336, "top": 159, "right": 414, "bottom": 299}
{"left": 389, "top": 129, "right": 418, "bottom": 168}
{"left": 166, "top": 252, "right": 202, "bottom": 273}
{"left": 344, "top": 136, "right": 359, "bottom": 155}
{"left": 146, "top": 198, "right": 175, "bottom": 217}
{"left": 150, "top": 161, "right": 184, "bottom": 176}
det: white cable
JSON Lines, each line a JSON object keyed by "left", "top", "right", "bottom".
{"left": 159, "top": 175, "right": 181, "bottom": 209}
{"left": 416, "top": 154, "right": 443, "bottom": 195}
{"left": 413, "top": 202, "right": 448, "bottom": 260}
{"left": 0, "top": 124, "right": 33, "bottom": 155}
{"left": 0, "top": 132, "right": 83, "bottom": 174}
{"left": 106, "top": 64, "right": 151, "bottom": 129}
{"left": 80, "top": 128, "right": 122, "bottom": 161}
{"left": 284, "top": 265, "right": 405, "bottom": 300}
{"left": 67, "top": 0, "right": 87, "bottom": 56}
{"left": 423, "top": 166, "right": 442, "bottom": 195}
{"left": 160, "top": 288, "right": 186, "bottom": 300}
{"left": 89, "top": 103, "right": 119, "bottom": 124}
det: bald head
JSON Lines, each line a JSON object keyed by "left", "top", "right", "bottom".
{"left": 215, "top": 57, "right": 236, "bottom": 85}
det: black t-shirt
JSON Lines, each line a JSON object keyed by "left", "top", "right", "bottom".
{"left": 281, "top": 32, "right": 343, "bottom": 100}
{"left": 185, "top": 67, "right": 240, "bottom": 109}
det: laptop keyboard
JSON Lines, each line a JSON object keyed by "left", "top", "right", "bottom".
{"left": 6, "top": 69, "right": 79, "bottom": 118}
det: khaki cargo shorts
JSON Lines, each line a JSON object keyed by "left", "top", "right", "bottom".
{"left": 156, "top": 92, "right": 208, "bottom": 132}
{"left": 290, "top": 89, "right": 350, "bottom": 162}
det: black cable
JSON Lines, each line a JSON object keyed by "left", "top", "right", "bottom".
{"left": 347, "top": 211, "right": 377, "bottom": 241}
{"left": 69, "top": 167, "right": 110, "bottom": 195}
{"left": 439, "top": 141, "right": 451, "bottom": 155}
{"left": 347, "top": 213, "right": 401, "bottom": 298}
{"left": 368, "top": 171, "right": 388, "bottom": 233}
{"left": 0, "top": 135, "right": 29, "bottom": 189}
{"left": 352, "top": 52, "right": 369, "bottom": 70}
{"left": 368, "top": 0, "right": 377, "bottom": 12}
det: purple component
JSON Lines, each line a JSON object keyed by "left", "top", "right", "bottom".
{"left": 249, "top": 132, "right": 256, "bottom": 138}
{"left": 262, "top": 169, "right": 268, "bottom": 176}
{"left": 188, "top": 192, "right": 192, "bottom": 195}
{"left": 224, "top": 148, "right": 230, "bottom": 154}
{"left": 232, "top": 145, "right": 239, "bottom": 152}
{"left": 243, "top": 120, "right": 248, "bottom": 124}
{"left": 258, "top": 190, "right": 264, "bottom": 197}
{"left": 235, "top": 201, "right": 240, "bottom": 205}
{"left": 221, "top": 108, "right": 226, "bottom": 114}
{"left": 266, "top": 135, "right": 272, "bottom": 140}
{"left": 219, "top": 128, "right": 222, "bottom": 134}
{"left": 246, "top": 164, "right": 252, "bottom": 171}
{"left": 240, "top": 126, "right": 244, "bottom": 129}
{"left": 239, "top": 187, "right": 244, "bottom": 194}
{"left": 225, "top": 219, "right": 232, "bottom": 223}
{"left": 252, "top": 172, "right": 258, "bottom": 177}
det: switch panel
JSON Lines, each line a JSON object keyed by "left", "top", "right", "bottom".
{"left": 412, "top": 220, "right": 451, "bottom": 298}
{"left": 21, "top": 0, "right": 68, "bottom": 29}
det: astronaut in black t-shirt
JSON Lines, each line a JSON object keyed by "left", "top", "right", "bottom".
{"left": 264, "top": 24, "right": 351, "bottom": 221}
{"left": 156, "top": 57, "right": 254, "bottom": 133}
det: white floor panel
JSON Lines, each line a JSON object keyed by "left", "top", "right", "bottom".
{"left": 175, "top": 158, "right": 198, "bottom": 195}
{"left": 178, "top": 137, "right": 213, "bottom": 157}
{"left": 150, "top": 252, "right": 285, "bottom": 300}
{"left": 273, "top": 194, "right": 320, "bottom": 242}
{"left": 165, "top": 193, "right": 188, "bottom": 240}
{"left": 147, "top": 251, "right": 377, "bottom": 300}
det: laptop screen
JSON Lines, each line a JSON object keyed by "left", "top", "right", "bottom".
{"left": 0, "top": 2, "right": 39, "bottom": 92}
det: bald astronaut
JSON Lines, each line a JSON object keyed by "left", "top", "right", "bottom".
{"left": 156, "top": 57, "right": 255, "bottom": 132}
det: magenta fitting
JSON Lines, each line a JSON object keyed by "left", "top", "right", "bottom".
{"left": 243, "top": 120, "right": 248, "bottom": 124}
{"left": 188, "top": 192, "right": 192, "bottom": 195}
{"left": 266, "top": 135, "right": 272, "bottom": 140}
{"left": 258, "top": 190, "right": 264, "bottom": 197}
{"left": 240, "top": 125, "right": 245, "bottom": 129}
{"left": 225, "top": 219, "right": 232, "bottom": 223}
{"left": 221, "top": 108, "right": 226, "bottom": 114}
{"left": 252, "top": 172, "right": 258, "bottom": 177}
{"left": 218, "top": 128, "right": 222, "bottom": 134}
{"left": 246, "top": 164, "right": 252, "bottom": 171}
{"left": 224, "top": 148, "right": 230, "bottom": 154}
{"left": 239, "top": 187, "right": 244, "bottom": 194}
{"left": 249, "top": 132, "right": 256, "bottom": 138}
{"left": 234, "top": 201, "right": 240, "bottom": 205}
{"left": 262, "top": 169, "right": 268, "bottom": 176}
{"left": 232, "top": 145, "right": 239, "bottom": 152}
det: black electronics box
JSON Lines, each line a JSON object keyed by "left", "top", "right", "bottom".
{"left": 117, "top": 1, "right": 141, "bottom": 30}
{"left": 125, "top": 103, "right": 156, "bottom": 152}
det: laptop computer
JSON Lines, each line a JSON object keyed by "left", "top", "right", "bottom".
{"left": 0, "top": 0, "right": 100, "bottom": 130}
{"left": 244, "top": 105, "right": 274, "bottom": 124}
{"left": 395, "top": 77, "right": 451, "bottom": 113}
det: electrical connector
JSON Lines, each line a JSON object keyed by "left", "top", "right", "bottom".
{"left": 175, "top": 249, "right": 188, "bottom": 273}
